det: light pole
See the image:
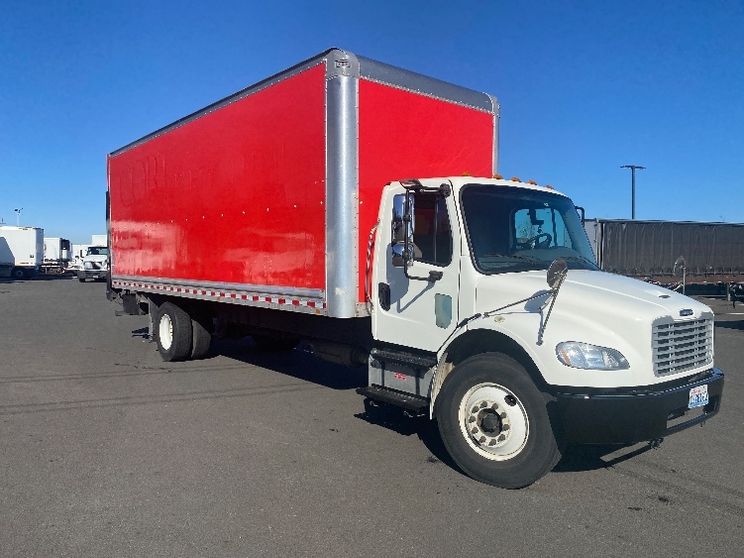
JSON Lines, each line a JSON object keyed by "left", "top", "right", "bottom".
{"left": 13, "top": 208, "right": 23, "bottom": 226}
{"left": 620, "top": 165, "right": 645, "bottom": 219}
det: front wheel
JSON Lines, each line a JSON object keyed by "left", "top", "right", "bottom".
{"left": 436, "top": 353, "right": 561, "bottom": 488}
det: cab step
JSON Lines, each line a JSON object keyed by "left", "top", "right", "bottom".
{"left": 356, "top": 385, "right": 429, "bottom": 414}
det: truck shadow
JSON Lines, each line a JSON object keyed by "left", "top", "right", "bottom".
{"left": 554, "top": 443, "right": 656, "bottom": 472}
{"left": 211, "top": 338, "right": 368, "bottom": 391}
{"left": 352, "top": 403, "right": 650, "bottom": 476}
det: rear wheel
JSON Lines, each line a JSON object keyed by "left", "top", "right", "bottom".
{"left": 155, "top": 302, "right": 193, "bottom": 361}
{"left": 11, "top": 268, "right": 25, "bottom": 280}
{"left": 436, "top": 352, "right": 561, "bottom": 488}
{"left": 190, "top": 314, "right": 212, "bottom": 360}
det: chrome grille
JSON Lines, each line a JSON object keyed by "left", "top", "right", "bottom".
{"left": 653, "top": 318, "right": 713, "bottom": 375}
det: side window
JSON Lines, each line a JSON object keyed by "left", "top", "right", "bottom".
{"left": 412, "top": 192, "right": 452, "bottom": 266}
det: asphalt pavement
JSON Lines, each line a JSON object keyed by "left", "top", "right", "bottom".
{"left": 1, "top": 277, "right": 742, "bottom": 557}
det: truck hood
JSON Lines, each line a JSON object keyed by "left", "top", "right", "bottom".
{"left": 476, "top": 269, "right": 711, "bottom": 322}
{"left": 473, "top": 269, "right": 714, "bottom": 388}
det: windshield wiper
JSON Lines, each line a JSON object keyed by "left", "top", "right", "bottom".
{"left": 562, "top": 255, "right": 597, "bottom": 268}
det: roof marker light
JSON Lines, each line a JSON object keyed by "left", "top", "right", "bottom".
{"left": 527, "top": 179, "right": 538, "bottom": 185}
{"left": 493, "top": 173, "right": 503, "bottom": 179}
{"left": 510, "top": 176, "right": 521, "bottom": 182}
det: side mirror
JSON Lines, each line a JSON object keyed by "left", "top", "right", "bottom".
{"left": 547, "top": 258, "right": 568, "bottom": 289}
{"left": 391, "top": 193, "right": 414, "bottom": 267}
{"left": 575, "top": 206, "right": 586, "bottom": 224}
{"left": 392, "top": 194, "right": 406, "bottom": 243}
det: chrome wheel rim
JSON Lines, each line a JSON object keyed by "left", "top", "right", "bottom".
{"left": 458, "top": 382, "right": 529, "bottom": 461}
{"left": 159, "top": 313, "right": 174, "bottom": 351}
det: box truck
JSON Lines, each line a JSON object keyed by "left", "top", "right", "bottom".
{"left": 0, "top": 225, "right": 43, "bottom": 279}
{"left": 585, "top": 218, "right": 744, "bottom": 301}
{"left": 107, "top": 49, "right": 724, "bottom": 487}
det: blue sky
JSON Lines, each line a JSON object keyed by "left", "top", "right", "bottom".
{"left": 1, "top": 0, "right": 742, "bottom": 243}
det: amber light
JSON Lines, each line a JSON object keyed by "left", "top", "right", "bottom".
{"left": 510, "top": 176, "right": 521, "bottom": 182}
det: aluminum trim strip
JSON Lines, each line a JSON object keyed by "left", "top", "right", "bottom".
{"left": 486, "top": 93, "right": 500, "bottom": 174}
{"left": 111, "top": 275, "right": 324, "bottom": 298}
{"left": 325, "top": 50, "right": 360, "bottom": 319}
{"left": 357, "top": 56, "right": 493, "bottom": 112}
{"left": 111, "top": 278, "right": 327, "bottom": 316}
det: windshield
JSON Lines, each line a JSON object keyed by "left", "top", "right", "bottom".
{"left": 460, "top": 185, "right": 597, "bottom": 273}
{"left": 86, "top": 247, "right": 109, "bottom": 256}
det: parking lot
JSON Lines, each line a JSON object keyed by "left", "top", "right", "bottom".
{"left": 1, "top": 277, "right": 742, "bottom": 557}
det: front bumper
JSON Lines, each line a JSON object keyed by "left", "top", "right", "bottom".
{"left": 552, "top": 368, "right": 724, "bottom": 445}
{"left": 78, "top": 270, "right": 108, "bottom": 281}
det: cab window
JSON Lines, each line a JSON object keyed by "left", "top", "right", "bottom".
{"left": 412, "top": 192, "right": 452, "bottom": 267}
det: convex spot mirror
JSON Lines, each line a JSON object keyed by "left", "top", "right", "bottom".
{"left": 547, "top": 258, "right": 568, "bottom": 289}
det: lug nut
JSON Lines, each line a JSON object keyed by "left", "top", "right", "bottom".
{"left": 468, "top": 416, "right": 475, "bottom": 423}
{"left": 471, "top": 427, "right": 478, "bottom": 434}
{"left": 497, "top": 434, "right": 506, "bottom": 441}
{"left": 491, "top": 403, "right": 499, "bottom": 410}
{"left": 503, "top": 424, "right": 510, "bottom": 431}
{"left": 488, "top": 439, "right": 497, "bottom": 446}
{"left": 479, "top": 436, "right": 486, "bottom": 443}
{"left": 471, "top": 406, "right": 479, "bottom": 414}
{"left": 500, "top": 412, "right": 507, "bottom": 419}
{"left": 480, "top": 401, "right": 488, "bottom": 408}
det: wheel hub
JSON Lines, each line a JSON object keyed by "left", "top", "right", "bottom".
{"left": 466, "top": 400, "right": 511, "bottom": 447}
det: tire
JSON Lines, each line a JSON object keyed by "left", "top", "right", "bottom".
{"left": 435, "top": 352, "right": 561, "bottom": 489}
{"left": 78, "top": 277, "right": 86, "bottom": 283}
{"left": 252, "top": 334, "right": 298, "bottom": 352}
{"left": 154, "top": 302, "right": 193, "bottom": 362}
{"left": 190, "top": 314, "right": 212, "bottom": 360}
{"left": 11, "top": 268, "right": 25, "bottom": 280}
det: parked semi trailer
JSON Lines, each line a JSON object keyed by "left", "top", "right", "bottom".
{"left": 42, "top": 237, "right": 71, "bottom": 274}
{"left": 107, "top": 48, "right": 724, "bottom": 488}
{"left": 584, "top": 218, "right": 744, "bottom": 300}
{"left": 0, "top": 225, "right": 43, "bottom": 279}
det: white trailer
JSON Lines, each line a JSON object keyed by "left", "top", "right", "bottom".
{"left": 0, "top": 225, "right": 44, "bottom": 279}
{"left": 42, "top": 237, "right": 72, "bottom": 274}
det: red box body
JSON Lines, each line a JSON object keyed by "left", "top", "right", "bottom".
{"left": 108, "top": 49, "right": 497, "bottom": 317}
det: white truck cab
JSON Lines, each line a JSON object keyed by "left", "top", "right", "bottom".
{"left": 365, "top": 177, "right": 722, "bottom": 487}
{"left": 78, "top": 245, "right": 109, "bottom": 282}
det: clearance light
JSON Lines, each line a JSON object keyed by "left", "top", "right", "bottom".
{"left": 527, "top": 179, "right": 538, "bottom": 185}
{"left": 510, "top": 176, "right": 521, "bottom": 182}
{"left": 544, "top": 184, "right": 554, "bottom": 190}
{"left": 493, "top": 173, "right": 503, "bottom": 179}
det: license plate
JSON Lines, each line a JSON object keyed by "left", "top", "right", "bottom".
{"left": 688, "top": 385, "right": 709, "bottom": 409}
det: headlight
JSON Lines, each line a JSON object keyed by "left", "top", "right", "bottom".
{"left": 556, "top": 342, "right": 629, "bottom": 370}
{"left": 84, "top": 261, "right": 92, "bottom": 269}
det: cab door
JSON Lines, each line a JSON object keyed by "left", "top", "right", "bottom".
{"left": 372, "top": 183, "right": 461, "bottom": 353}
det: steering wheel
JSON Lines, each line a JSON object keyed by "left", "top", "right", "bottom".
{"left": 520, "top": 232, "right": 552, "bottom": 249}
